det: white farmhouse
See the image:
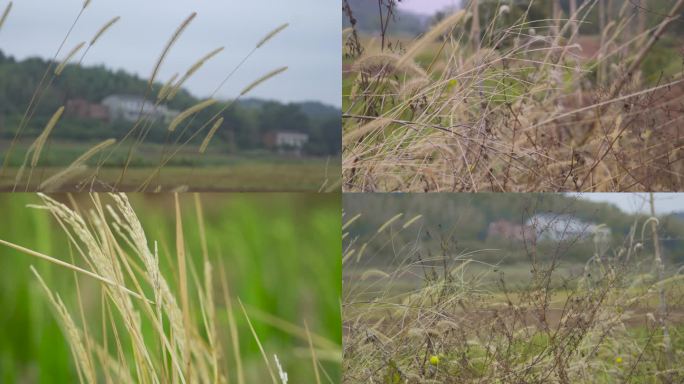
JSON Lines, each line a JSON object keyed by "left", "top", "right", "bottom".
{"left": 526, "top": 213, "right": 611, "bottom": 242}
{"left": 263, "top": 131, "right": 309, "bottom": 155}
{"left": 102, "top": 95, "right": 179, "bottom": 124}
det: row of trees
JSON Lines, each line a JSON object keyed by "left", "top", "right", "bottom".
{"left": 0, "top": 51, "right": 341, "bottom": 156}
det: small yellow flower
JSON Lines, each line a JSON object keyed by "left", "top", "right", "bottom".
{"left": 615, "top": 357, "right": 623, "bottom": 364}
{"left": 429, "top": 355, "right": 440, "bottom": 366}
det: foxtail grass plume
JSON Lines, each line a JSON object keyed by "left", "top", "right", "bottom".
{"left": 90, "top": 16, "right": 120, "bottom": 46}
{"left": 149, "top": 12, "right": 197, "bottom": 87}
{"left": 55, "top": 41, "right": 86, "bottom": 75}
{"left": 38, "top": 165, "right": 87, "bottom": 192}
{"left": 199, "top": 117, "right": 224, "bottom": 154}
{"left": 257, "top": 23, "right": 289, "bottom": 48}
{"left": 31, "top": 106, "right": 65, "bottom": 167}
{"left": 37, "top": 139, "right": 114, "bottom": 191}
{"left": 70, "top": 138, "right": 116, "bottom": 167}
{"left": 167, "top": 47, "right": 224, "bottom": 100}
{"left": 157, "top": 73, "right": 179, "bottom": 101}
{"left": 240, "top": 66, "right": 288, "bottom": 96}
{"left": 0, "top": 2, "right": 12, "bottom": 33}
{"left": 168, "top": 99, "right": 217, "bottom": 132}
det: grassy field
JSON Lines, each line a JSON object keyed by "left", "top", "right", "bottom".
{"left": 342, "top": 3, "right": 684, "bottom": 192}
{"left": 0, "top": 193, "right": 342, "bottom": 383}
{"left": 343, "top": 209, "right": 684, "bottom": 383}
{"left": 1, "top": 141, "right": 340, "bottom": 191}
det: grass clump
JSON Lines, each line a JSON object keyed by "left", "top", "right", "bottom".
{"left": 343, "top": 201, "right": 684, "bottom": 383}
{"left": 342, "top": 0, "right": 684, "bottom": 192}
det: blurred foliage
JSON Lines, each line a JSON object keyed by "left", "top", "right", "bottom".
{"left": 0, "top": 193, "right": 341, "bottom": 383}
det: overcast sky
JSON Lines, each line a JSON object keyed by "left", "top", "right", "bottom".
{"left": 398, "top": 0, "right": 462, "bottom": 15}
{"left": 0, "top": 0, "right": 341, "bottom": 107}
{"left": 572, "top": 193, "right": 684, "bottom": 215}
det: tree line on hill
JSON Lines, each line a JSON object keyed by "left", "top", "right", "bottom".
{"left": 0, "top": 51, "right": 341, "bottom": 156}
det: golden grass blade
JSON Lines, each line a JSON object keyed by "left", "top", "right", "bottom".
{"left": 219, "top": 262, "right": 245, "bottom": 384}
{"left": 168, "top": 99, "right": 217, "bottom": 132}
{"left": 174, "top": 193, "right": 192, "bottom": 372}
{"left": 238, "top": 298, "right": 278, "bottom": 384}
{"left": 304, "top": 322, "right": 321, "bottom": 384}
{"left": 0, "top": 239, "right": 147, "bottom": 301}
{"left": 30, "top": 266, "right": 97, "bottom": 384}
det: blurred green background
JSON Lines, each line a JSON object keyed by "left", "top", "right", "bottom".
{"left": 0, "top": 193, "right": 341, "bottom": 383}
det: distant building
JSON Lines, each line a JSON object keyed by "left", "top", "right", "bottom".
{"left": 102, "top": 95, "right": 179, "bottom": 124}
{"left": 487, "top": 219, "right": 535, "bottom": 242}
{"left": 263, "top": 131, "right": 309, "bottom": 155}
{"left": 526, "top": 214, "right": 611, "bottom": 242}
{"left": 65, "top": 99, "right": 110, "bottom": 121}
